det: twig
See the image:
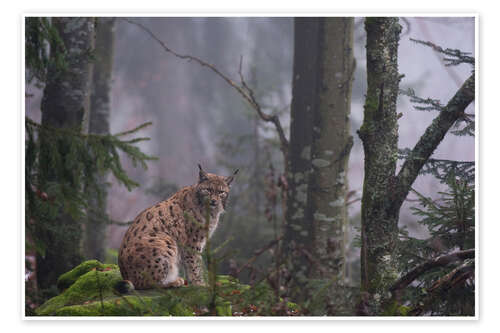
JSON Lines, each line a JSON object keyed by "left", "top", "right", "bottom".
{"left": 234, "top": 236, "right": 283, "bottom": 276}
{"left": 121, "top": 18, "right": 289, "bottom": 165}
{"left": 297, "top": 247, "right": 329, "bottom": 275}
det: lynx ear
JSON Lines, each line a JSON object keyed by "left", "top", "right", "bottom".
{"left": 225, "top": 169, "right": 239, "bottom": 186}
{"left": 198, "top": 164, "right": 208, "bottom": 183}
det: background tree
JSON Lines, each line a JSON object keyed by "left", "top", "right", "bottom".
{"left": 36, "top": 17, "right": 96, "bottom": 289}
{"left": 25, "top": 17, "right": 155, "bottom": 308}
{"left": 85, "top": 17, "right": 116, "bottom": 262}
{"left": 284, "top": 18, "right": 355, "bottom": 310}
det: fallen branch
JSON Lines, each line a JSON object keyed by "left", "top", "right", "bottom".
{"left": 390, "top": 249, "right": 474, "bottom": 294}
{"left": 408, "top": 258, "right": 474, "bottom": 316}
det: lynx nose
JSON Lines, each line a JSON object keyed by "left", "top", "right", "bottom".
{"left": 210, "top": 199, "right": 217, "bottom": 206}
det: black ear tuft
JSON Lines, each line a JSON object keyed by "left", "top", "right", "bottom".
{"left": 225, "top": 169, "right": 239, "bottom": 186}
{"left": 198, "top": 164, "right": 208, "bottom": 183}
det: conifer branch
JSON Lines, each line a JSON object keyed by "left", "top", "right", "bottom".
{"left": 409, "top": 38, "right": 475, "bottom": 67}
{"left": 392, "top": 74, "right": 475, "bottom": 211}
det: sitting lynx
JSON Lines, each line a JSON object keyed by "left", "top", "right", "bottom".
{"left": 118, "top": 165, "right": 238, "bottom": 289}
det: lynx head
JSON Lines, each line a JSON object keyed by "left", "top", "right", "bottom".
{"left": 196, "top": 164, "right": 238, "bottom": 211}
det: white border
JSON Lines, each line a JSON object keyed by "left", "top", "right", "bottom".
{"left": 20, "top": 13, "right": 479, "bottom": 322}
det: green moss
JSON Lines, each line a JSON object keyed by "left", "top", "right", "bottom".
{"left": 216, "top": 301, "right": 232, "bottom": 316}
{"left": 57, "top": 259, "right": 118, "bottom": 291}
{"left": 35, "top": 260, "right": 300, "bottom": 317}
{"left": 36, "top": 263, "right": 123, "bottom": 315}
{"left": 287, "top": 301, "right": 299, "bottom": 311}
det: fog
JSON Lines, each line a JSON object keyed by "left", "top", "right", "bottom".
{"left": 25, "top": 16, "right": 475, "bottom": 258}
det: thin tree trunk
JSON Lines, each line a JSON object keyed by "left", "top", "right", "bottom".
{"left": 85, "top": 17, "right": 116, "bottom": 261}
{"left": 37, "top": 17, "right": 95, "bottom": 289}
{"left": 358, "top": 17, "right": 402, "bottom": 309}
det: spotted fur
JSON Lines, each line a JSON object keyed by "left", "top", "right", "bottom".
{"left": 118, "top": 165, "right": 237, "bottom": 289}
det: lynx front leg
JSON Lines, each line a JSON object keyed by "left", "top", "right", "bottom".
{"left": 184, "top": 251, "right": 206, "bottom": 286}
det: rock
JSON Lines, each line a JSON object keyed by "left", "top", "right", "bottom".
{"left": 35, "top": 260, "right": 299, "bottom": 316}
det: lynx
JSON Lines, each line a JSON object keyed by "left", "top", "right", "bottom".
{"left": 118, "top": 165, "right": 238, "bottom": 289}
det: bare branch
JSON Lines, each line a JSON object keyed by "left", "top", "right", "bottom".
{"left": 121, "top": 18, "right": 289, "bottom": 164}
{"left": 392, "top": 74, "right": 475, "bottom": 211}
{"left": 234, "top": 236, "right": 283, "bottom": 276}
{"left": 390, "top": 249, "right": 474, "bottom": 294}
{"left": 408, "top": 258, "right": 474, "bottom": 316}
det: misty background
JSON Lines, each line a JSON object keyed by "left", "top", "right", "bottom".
{"left": 25, "top": 16, "right": 475, "bottom": 281}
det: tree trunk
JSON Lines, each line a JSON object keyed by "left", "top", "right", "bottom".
{"left": 357, "top": 17, "right": 402, "bottom": 308}
{"left": 85, "top": 17, "right": 116, "bottom": 262}
{"left": 37, "top": 17, "right": 95, "bottom": 289}
{"left": 284, "top": 17, "right": 355, "bottom": 300}
{"left": 308, "top": 18, "right": 354, "bottom": 281}
{"left": 283, "top": 18, "right": 319, "bottom": 294}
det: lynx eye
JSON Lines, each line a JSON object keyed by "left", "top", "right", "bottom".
{"left": 219, "top": 192, "right": 227, "bottom": 198}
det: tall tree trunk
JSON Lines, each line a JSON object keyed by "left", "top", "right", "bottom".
{"left": 308, "top": 18, "right": 354, "bottom": 281}
{"left": 85, "top": 17, "right": 116, "bottom": 261}
{"left": 357, "top": 17, "right": 402, "bottom": 310}
{"left": 37, "top": 17, "right": 95, "bottom": 289}
{"left": 283, "top": 18, "right": 319, "bottom": 295}
{"left": 284, "top": 17, "right": 355, "bottom": 301}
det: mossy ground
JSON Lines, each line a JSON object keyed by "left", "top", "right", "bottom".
{"left": 35, "top": 260, "right": 299, "bottom": 316}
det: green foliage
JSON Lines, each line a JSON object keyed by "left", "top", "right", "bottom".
{"left": 394, "top": 40, "right": 475, "bottom": 315}
{"left": 396, "top": 98, "right": 475, "bottom": 316}
{"left": 25, "top": 17, "right": 68, "bottom": 86}
{"left": 25, "top": 117, "right": 156, "bottom": 270}
{"left": 396, "top": 178, "right": 475, "bottom": 314}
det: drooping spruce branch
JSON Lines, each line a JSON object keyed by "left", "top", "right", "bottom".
{"left": 409, "top": 38, "right": 475, "bottom": 68}
{"left": 26, "top": 117, "right": 156, "bottom": 189}
{"left": 399, "top": 88, "right": 444, "bottom": 112}
{"left": 392, "top": 74, "right": 475, "bottom": 212}
{"left": 398, "top": 148, "right": 474, "bottom": 184}
{"left": 121, "top": 18, "right": 289, "bottom": 168}
{"left": 399, "top": 87, "right": 475, "bottom": 136}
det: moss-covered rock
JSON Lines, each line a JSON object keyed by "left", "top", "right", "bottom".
{"left": 56, "top": 259, "right": 118, "bottom": 291}
{"left": 35, "top": 260, "right": 299, "bottom": 316}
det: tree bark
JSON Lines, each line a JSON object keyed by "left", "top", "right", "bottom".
{"left": 85, "top": 18, "right": 116, "bottom": 262}
{"left": 308, "top": 17, "right": 354, "bottom": 281}
{"left": 358, "top": 18, "right": 475, "bottom": 314}
{"left": 358, "top": 17, "right": 402, "bottom": 304}
{"left": 284, "top": 18, "right": 320, "bottom": 292}
{"left": 37, "top": 17, "right": 95, "bottom": 289}
{"left": 284, "top": 17, "right": 355, "bottom": 299}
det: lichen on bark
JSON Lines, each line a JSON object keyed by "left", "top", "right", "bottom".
{"left": 358, "top": 17, "right": 402, "bottom": 307}
{"left": 308, "top": 17, "right": 354, "bottom": 281}
{"left": 284, "top": 18, "right": 355, "bottom": 300}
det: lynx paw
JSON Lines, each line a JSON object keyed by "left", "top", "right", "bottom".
{"left": 166, "top": 277, "right": 185, "bottom": 288}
